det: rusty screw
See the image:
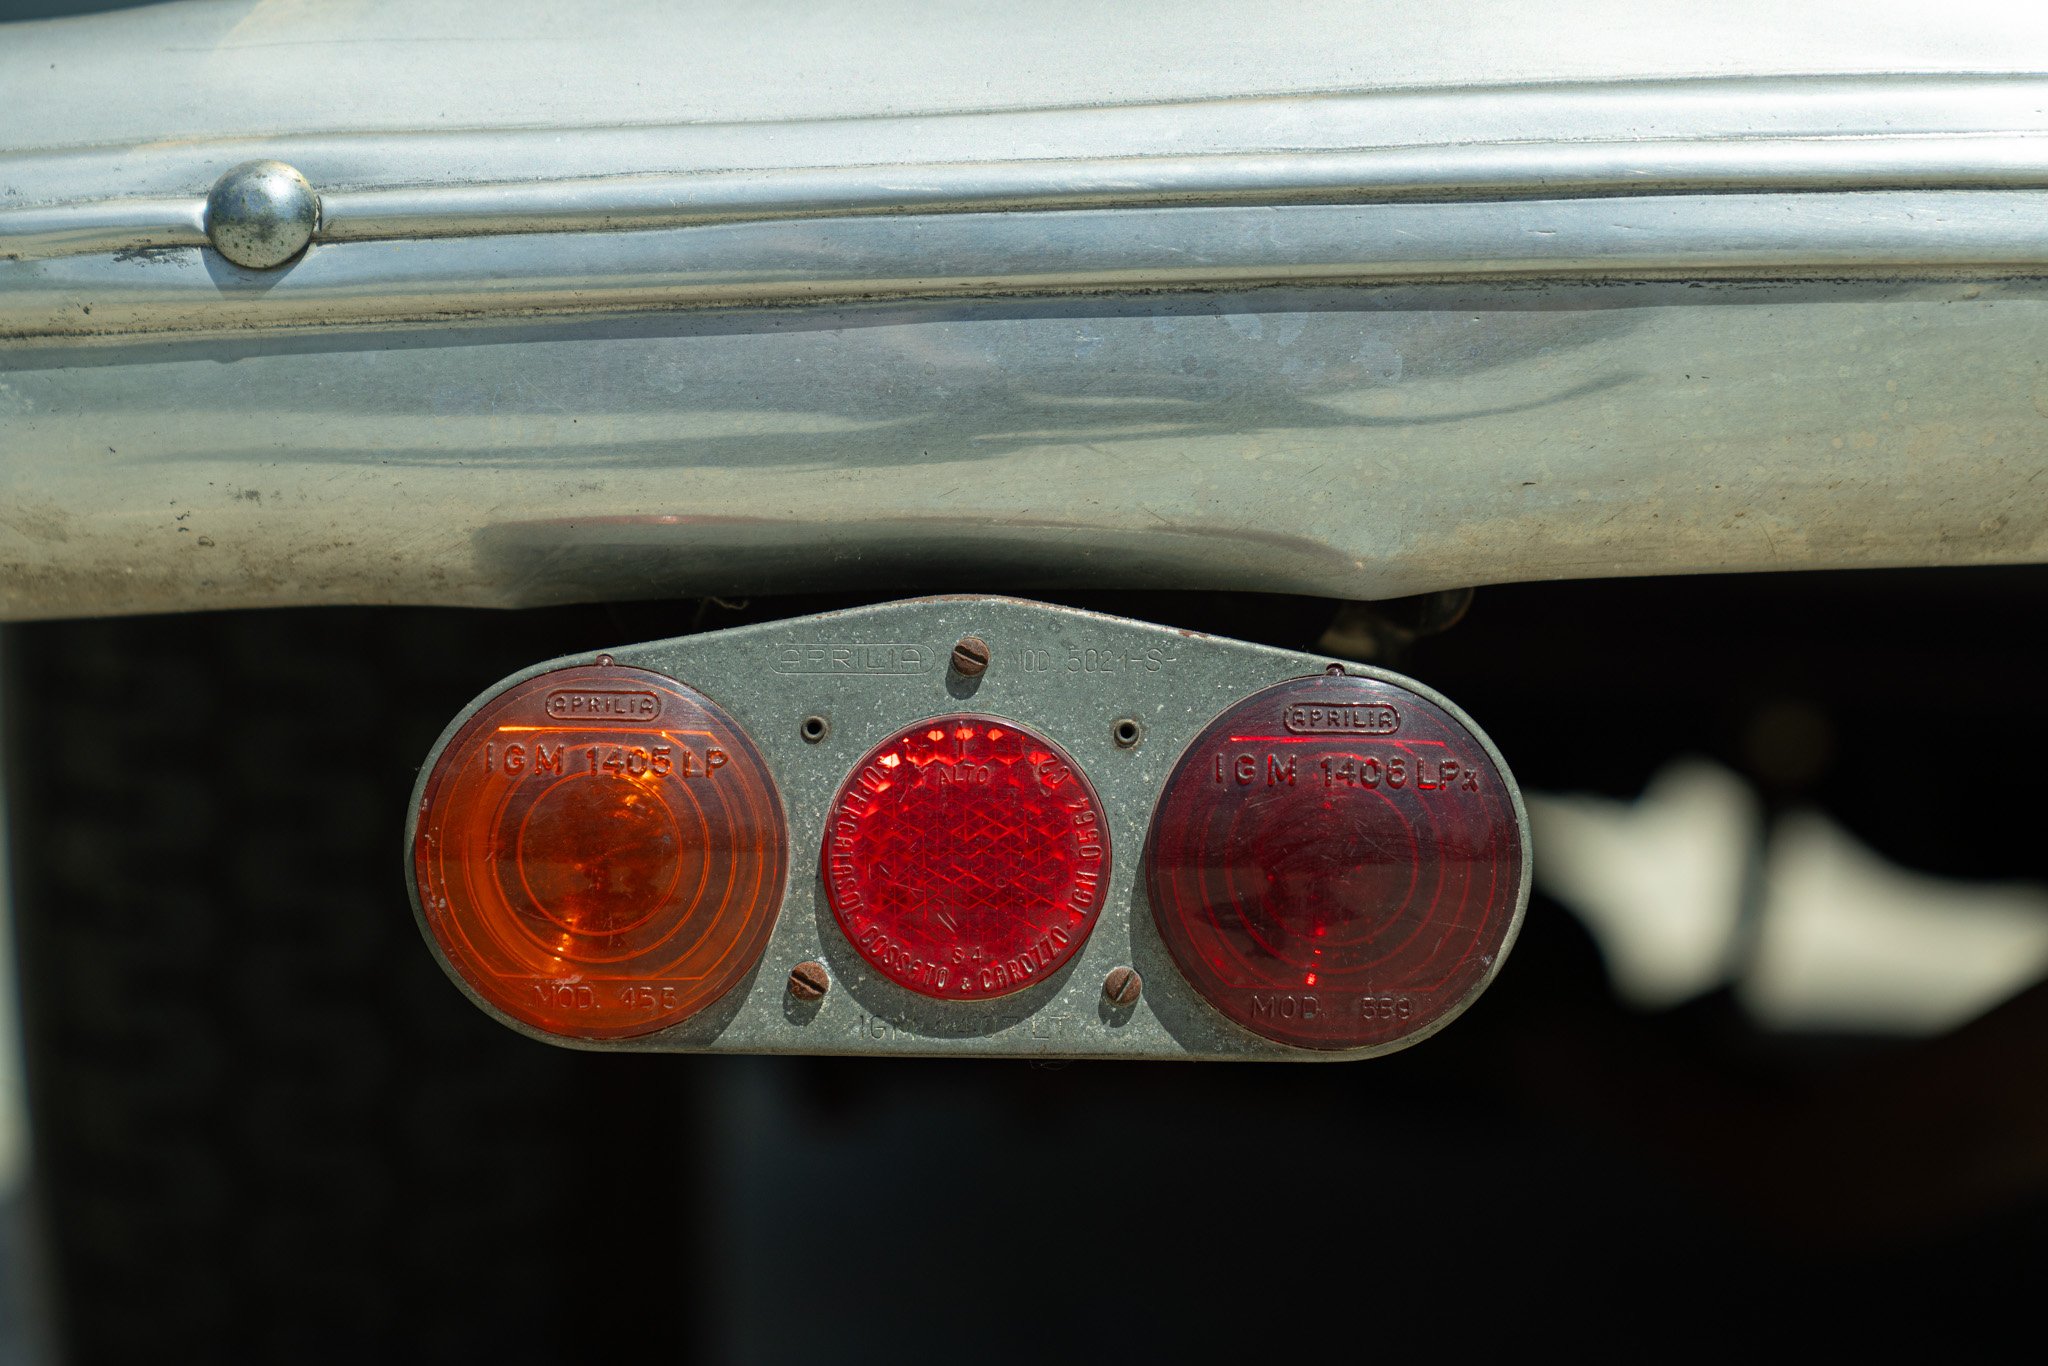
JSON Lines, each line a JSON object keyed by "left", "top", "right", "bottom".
{"left": 787, "top": 960, "right": 830, "bottom": 1002}
{"left": 1102, "top": 966, "right": 1143, "bottom": 1008}
{"left": 950, "top": 635, "right": 991, "bottom": 678}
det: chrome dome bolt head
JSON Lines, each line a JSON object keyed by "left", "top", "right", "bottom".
{"left": 204, "top": 160, "right": 319, "bottom": 269}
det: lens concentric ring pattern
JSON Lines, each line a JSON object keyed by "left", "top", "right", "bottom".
{"left": 413, "top": 663, "right": 787, "bottom": 1040}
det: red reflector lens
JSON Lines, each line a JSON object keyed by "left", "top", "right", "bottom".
{"left": 823, "top": 715, "right": 1108, "bottom": 999}
{"left": 1146, "top": 673, "right": 1525, "bottom": 1051}
{"left": 412, "top": 663, "right": 787, "bottom": 1040}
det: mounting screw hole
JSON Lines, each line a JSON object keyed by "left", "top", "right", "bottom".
{"left": 1112, "top": 718, "right": 1144, "bottom": 750}
{"left": 800, "top": 714, "right": 830, "bottom": 744}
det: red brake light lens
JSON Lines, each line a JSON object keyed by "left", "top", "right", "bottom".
{"left": 823, "top": 715, "right": 1108, "bottom": 999}
{"left": 412, "top": 663, "right": 787, "bottom": 1040}
{"left": 1146, "top": 673, "right": 1525, "bottom": 1051}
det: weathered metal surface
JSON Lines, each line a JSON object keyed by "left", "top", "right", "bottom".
{"left": 11, "top": 193, "right": 2048, "bottom": 341}
{"left": 2, "top": 0, "right": 2046, "bottom": 618}
{"left": 6, "top": 0, "right": 2043, "bottom": 147}
{"left": 12, "top": 76, "right": 2048, "bottom": 264}
{"left": 4, "top": 279, "right": 2046, "bottom": 618}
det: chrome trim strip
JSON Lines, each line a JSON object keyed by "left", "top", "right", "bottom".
{"left": 7, "top": 193, "right": 2047, "bottom": 342}
{"left": 316, "top": 136, "right": 2048, "bottom": 240}
{"left": 9, "top": 75, "right": 2048, "bottom": 262}
{"left": 0, "top": 201, "right": 207, "bottom": 263}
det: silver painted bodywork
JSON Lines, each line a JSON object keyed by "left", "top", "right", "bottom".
{"left": 3, "top": 0, "right": 2047, "bottom": 617}
{"left": 405, "top": 596, "right": 1530, "bottom": 1059}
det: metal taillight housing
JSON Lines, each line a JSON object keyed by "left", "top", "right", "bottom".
{"left": 407, "top": 597, "right": 1529, "bottom": 1059}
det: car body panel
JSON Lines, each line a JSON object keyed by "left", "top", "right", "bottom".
{"left": 3, "top": 0, "right": 2046, "bottom": 617}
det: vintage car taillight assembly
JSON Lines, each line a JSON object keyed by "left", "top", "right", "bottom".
{"left": 408, "top": 598, "right": 1528, "bottom": 1059}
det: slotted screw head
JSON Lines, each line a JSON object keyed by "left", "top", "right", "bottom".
{"left": 951, "top": 636, "right": 991, "bottom": 677}
{"left": 788, "top": 961, "right": 831, "bottom": 1001}
{"left": 1103, "top": 966, "right": 1142, "bottom": 1008}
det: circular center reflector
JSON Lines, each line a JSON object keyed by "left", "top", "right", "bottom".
{"left": 412, "top": 663, "right": 787, "bottom": 1040}
{"left": 1146, "top": 673, "right": 1526, "bottom": 1051}
{"left": 823, "top": 715, "right": 1108, "bottom": 999}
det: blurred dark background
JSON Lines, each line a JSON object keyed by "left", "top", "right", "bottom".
{"left": 4, "top": 567, "right": 2047, "bottom": 1360}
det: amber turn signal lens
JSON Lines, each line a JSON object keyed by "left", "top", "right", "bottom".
{"left": 412, "top": 663, "right": 787, "bottom": 1040}
{"left": 822, "top": 715, "right": 1108, "bottom": 999}
{"left": 1146, "top": 673, "right": 1525, "bottom": 1051}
